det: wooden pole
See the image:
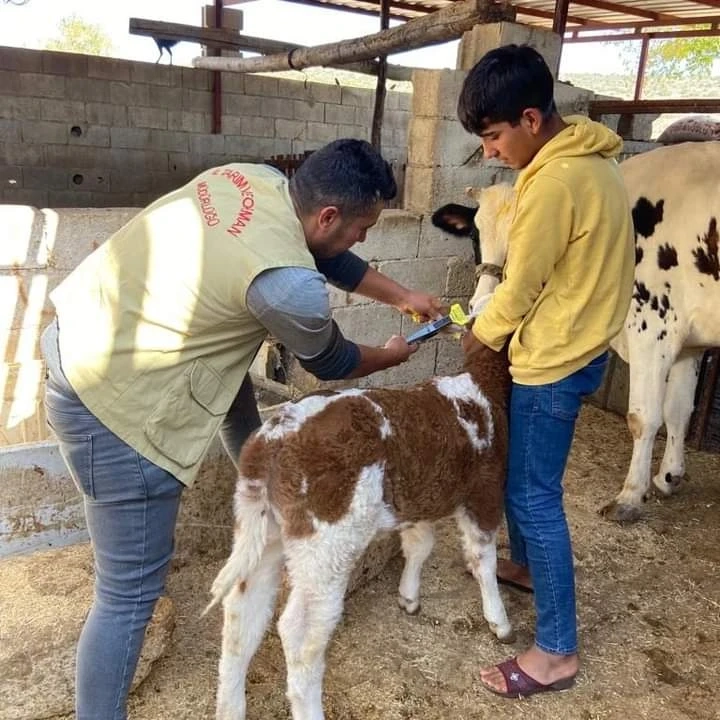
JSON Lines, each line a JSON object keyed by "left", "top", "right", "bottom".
{"left": 192, "top": 0, "right": 514, "bottom": 73}
{"left": 633, "top": 35, "right": 650, "bottom": 100}
{"left": 212, "top": 0, "right": 223, "bottom": 134}
{"left": 371, "top": 0, "right": 390, "bottom": 150}
{"left": 129, "top": 18, "right": 414, "bottom": 80}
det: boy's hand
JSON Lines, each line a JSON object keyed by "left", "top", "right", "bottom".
{"left": 384, "top": 334, "right": 418, "bottom": 363}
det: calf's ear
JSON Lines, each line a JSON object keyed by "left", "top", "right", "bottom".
{"left": 430, "top": 203, "right": 477, "bottom": 236}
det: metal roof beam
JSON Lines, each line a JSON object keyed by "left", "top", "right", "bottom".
{"left": 514, "top": 4, "right": 598, "bottom": 25}
{"left": 566, "top": 25, "right": 720, "bottom": 40}
{"left": 566, "top": 0, "right": 675, "bottom": 21}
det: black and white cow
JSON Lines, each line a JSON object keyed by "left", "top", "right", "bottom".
{"left": 432, "top": 141, "right": 720, "bottom": 523}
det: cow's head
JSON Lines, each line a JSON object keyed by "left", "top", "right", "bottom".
{"left": 432, "top": 183, "right": 515, "bottom": 314}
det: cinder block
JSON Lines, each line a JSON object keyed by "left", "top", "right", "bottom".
{"left": 359, "top": 341, "right": 436, "bottom": 388}
{"left": 377, "top": 257, "right": 449, "bottom": 297}
{"left": 20, "top": 120, "right": 67, "bottom": 145}
{"left": 0, "top": 48, "right": 43, "bottom": 73}
{"left": 0, "top": 96, "right": 42, "bottom": 121}
{"left": 168, "top": 110, "right": 211, "bottom": 134}
{"left": 239, "top": 115, "right": 275, "bottom": 138}
{"left": 149, "top": 86, "right": 183, "bottom": 110}
{"left": 45, "top": 144, "right": 112, "bottom": 169}
{"left": 65, "top": 78, "right": 110, "bottom": 104}
{"left": 130, "top": 62, "right": 172, "bottom": 87}
{"left": 0, "top": 119, "right": 21, "bottom": 143}
{"left": 307, "top": 122, "right": 338, "bottom": 143}
{"left": 554, "top": 82, "right": 594, "bottom": 117}
{"left": 355, "top": 106, "right": 374, "bottom": 128}
{"left": 182, "top": 88, "right": 213, "bottom": 113}
{"left": 69, "top": 125, "right": 111, "bottom": 147}
{"left": 408, "top": 116, "right": 480, "bottom": 168}
{"left": 220, "top": 72, "right": 244, "bottom": 94}
{"left": 85, "top": 103, "right": 128, "bottom": 126}
{"left": 226, "top": 136, "right": 291, "bottom": 161}
{"left": 353, "top": 209, "right": 420, "bottom": 262}
{"left": 419, "top": 218, "right": 474, "bottom": 262}
{"left": 260, "top": 96, "right": 296, "bottom": 121}
{"left": 183, "top": 67, "right": 213, "bottom": 91}
{"left": 0, "top": 70, "right": 21, "bottom": 94}
{"left": 0, "top": 187, "right": 48, "bottom": 207}
{"left": 275, "top": 118, "right": 306, "bottom": 140}
{"left": 145, "top": 130, "right": 189, "bottom": 153}
{"left": 15, "top": 73, "right": 66, "bottom": 99}
{"left": 435, "top": 336, "right": 465, "bottom": 376}
{"left": 290, "top": 138, "right": 325, "bottom": 155}
{"left": 411, "top": 69, "right": 466, "bottom": 120}
{"left": 457, "top": 22, "right": 562, "bottom": 77}
{"left": 189, "top": 133, "right": 226, "bottom": 155}
{"left": 445, "top": 256, "right": 476, "bottom": 296}
{"left": 333, "top": 303, "right": 402, "bottom": 347}
{"left": 245, "top": 74, "right": 279, "bottom": 97}
{"left": 0, "top": 165, "right": 22, "bottom": 189}
{"left": 276, "top": 78, "right": 311, "bottom": 102}
{"left": 223, "top": 93, "right": 257, "bottom": 116}
{"left": 111, "top": 127, "right": 152, "bottom": 149}
{"left": 67, "top": 168, "right": 110, "bottom": 194}
{"left": 293, "top": 99, "right": 325, "bottom": 123}
{"left": 47, "top": 189, "right": 93, "bottom": 207}
{"left": 109, "top": 148, "right": 169, "bottom": 172}
{"left": 39, "top": 99, "right": 86, "bottom": 122}
{"left": 307, "top": 82, "right": 341, "bottom": 105}
{"left": 22, "top": 167, "right": 68, "bottom": 191}
{"left": 340, "top": 86, "right": 373, "bottom": 108}
{"left": 110, "top": 82, "right": 151, "bottom": 107}
{"left": 323, "top": 102, "right": 356, "bottom": 126}
{"left": 42, "top": 50, "right": 88, "bottom": 77}
{"left": 87, "top": 56, "right": 132, "bottom": 82}
{"left": 128, "top": 106, "right": 168, "bottom": 130}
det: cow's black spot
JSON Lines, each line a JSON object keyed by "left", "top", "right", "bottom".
{"left": 641, "top": 320, "right": 647, "bottom": 331}
{"left": 664, "top": 282, "right": 671, "bottom": 290}
{"left": 661, "top": 294, "right": 670, "bottom": 310}
{"left": 657, "top": 330, "right": 667, "bottom": 341}
{"left": 633, "top": 281, "right": 651, "bottom": 305}
{"left": 650, "top": 296, "right": 659, "bottom": 311}
{"left": 657, "top": 243, "right": 678, "bottom": 270}
{"left": 692, "top": 217, "right": 719, "bottom": 280}
{"left": 632, "top": 197, "right": 665, "bottom": 239}
{"left": 635, "top": 245, "right": 644, "bottom": 265}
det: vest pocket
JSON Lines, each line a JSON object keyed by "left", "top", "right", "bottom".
{"left": 144, "top": 360, "right": 231, "bottom": 468}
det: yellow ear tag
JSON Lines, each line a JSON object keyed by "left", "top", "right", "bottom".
{"left": 449, "top": 303, "right": 470, "bottom": 326}
{"left": 409, "top": 311, "right": 423, "bottom": 323}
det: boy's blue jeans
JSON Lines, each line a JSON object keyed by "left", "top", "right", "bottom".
{"left": 506, "top": 353, "right": 608, "bottom": 656}
{"left": 43, "top": 324, "right": 260, "bottom": 720}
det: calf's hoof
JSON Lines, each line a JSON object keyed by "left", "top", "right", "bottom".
{"left": 652, "top": 472, "right": 684, "bottom": 497}
{"left": 397, "top": 594, "right": 421, "bottom": 615}
{"left": 492, "top": 624, "right": 516, "bottom": 644}
{"left": 599, "top": 500, "right": 643, "bottom": 525}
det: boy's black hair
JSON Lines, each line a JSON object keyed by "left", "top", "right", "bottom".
{"left": 290, "top": 138, "right": 397, "bottom": 217}
{"left": 457, "top": 44, "right": 557, "bottom": 135}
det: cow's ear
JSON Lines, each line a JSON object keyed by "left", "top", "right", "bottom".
{"left": 431, "top": 203, "right": 477, "bottom": 236}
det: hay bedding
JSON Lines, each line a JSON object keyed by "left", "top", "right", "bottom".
{"left": 51, "top": 405, "right": 719, "bottom": 720}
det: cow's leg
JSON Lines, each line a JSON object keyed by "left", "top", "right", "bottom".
{"left": 602, "top": 342, "right": 675, "bottom": 523}
{"left": 279, "top": 567, "right": 350, "bottom": 720}
{"left": 653, "top": 352, "right": 702, "bottom": 496}
{"left": 454, "top": 509, "right": 513, "bottom": 642}
{"left": 397, "top": 522, "right": 434, "bottom": 615}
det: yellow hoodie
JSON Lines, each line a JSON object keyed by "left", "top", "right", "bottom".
{"left": 472, "top": 115, "right": 635, "bottom": 385}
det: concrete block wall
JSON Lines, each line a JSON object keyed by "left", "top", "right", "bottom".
{"left": 0, "top": 46, "right": 412, "bottom": 208}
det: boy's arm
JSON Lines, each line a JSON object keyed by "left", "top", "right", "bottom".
{"left": 472, "top": 176, "right": 574, "bottom": 350}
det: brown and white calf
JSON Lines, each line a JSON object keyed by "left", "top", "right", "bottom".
{"left": 432, "top": 142, "right": 720, "bottom": 523}
{"left": 207, "top": 334, "right": 512, "bottom": 720}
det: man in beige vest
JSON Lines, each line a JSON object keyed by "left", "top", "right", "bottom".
{"left": 42, "top": 139, "right": 441, "bottom": 720}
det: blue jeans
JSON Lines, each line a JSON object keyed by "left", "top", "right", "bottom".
{"left": 505, "top": 353, "right": 608, "bottom": 656}
{"left": 42, "top": 323, "right": 259, "bottom": 720}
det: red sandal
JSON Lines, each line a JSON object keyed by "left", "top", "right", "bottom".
{"left": 481, "top": 656, "right": 576, "bottom": 699}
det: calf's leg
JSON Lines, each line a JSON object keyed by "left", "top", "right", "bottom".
{"left": 398, "top": 522, "right": 434, "bottom": 614}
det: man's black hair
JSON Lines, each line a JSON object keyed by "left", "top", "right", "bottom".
{"left": 290, "top": 138, "right": 397, "bottom": 217}
{"left": 457, "top": 44, "right": 557, "bottom": 135}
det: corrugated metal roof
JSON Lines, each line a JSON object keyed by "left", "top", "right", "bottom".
{"left": 280, "top": 0, "right": 720, "bottom": 38}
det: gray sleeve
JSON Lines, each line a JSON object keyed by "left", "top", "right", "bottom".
{"left": 246, "top": 267, "right": 361, "bottom": 380}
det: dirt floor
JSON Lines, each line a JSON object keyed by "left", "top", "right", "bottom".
{"left": 52, "top": 404, "right": 720, "bottom": 720}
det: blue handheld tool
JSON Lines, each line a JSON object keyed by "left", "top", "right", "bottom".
{"left": 405, "top": 315, "right": 453, "bottom": 344}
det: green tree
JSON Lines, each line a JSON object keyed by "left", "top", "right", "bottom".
{"left": 610, "top": 33, "right": 720, "bottom": 78}
{"left": 44, "top": 14, "right": 113, "bottom": 56}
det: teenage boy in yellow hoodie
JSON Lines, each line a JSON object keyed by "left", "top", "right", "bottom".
{"left": 457, "top": 45, "right": 634, "bottom": 697}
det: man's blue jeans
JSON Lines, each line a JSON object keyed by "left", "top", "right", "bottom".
{"left": 506, "top": 353, "right": 608, "bottom": 655}
{"left": 43, "top": 324, "right": 260, "bottom": 720}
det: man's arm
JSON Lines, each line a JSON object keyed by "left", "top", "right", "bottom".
{"left": 247, "top": 267, "right": 415, "bottom": 381}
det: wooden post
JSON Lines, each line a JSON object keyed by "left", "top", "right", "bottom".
{"left": 371, "top": 0, "right": 390, "bottom": 150}
{"left": 634, "top": 35, "right": 650, "bottom": 101}
{"left": 552, "top": 0, "right": 570, "bottom": 36}
{"left": 192, "top": 0, "right": 514, "bottom": 73}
